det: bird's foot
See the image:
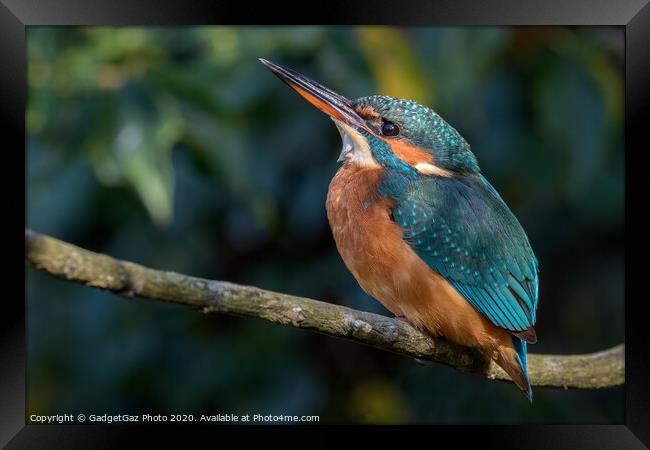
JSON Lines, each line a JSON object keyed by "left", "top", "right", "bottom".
{"left": 414, "top": 358, "right": 433, "bottom": 366}
{"left": 394, "top": 315, "right": 432, "bottom": 366}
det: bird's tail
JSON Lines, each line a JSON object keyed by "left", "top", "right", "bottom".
{"left": 495, "top": 337, "right": 533, "bottom": 402}
{"left": 513, "top": 337, "right": 533, "bottom": 402}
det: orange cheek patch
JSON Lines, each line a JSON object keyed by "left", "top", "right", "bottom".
{"left": 291, "top": 84, "right": 346, "bottom": 122}
{"left": 389, "top": 140, "right": 434, "bottom": 165}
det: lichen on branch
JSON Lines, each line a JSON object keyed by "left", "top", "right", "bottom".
{"left": 25, "top": 229, "right": 624, "bottom": 389}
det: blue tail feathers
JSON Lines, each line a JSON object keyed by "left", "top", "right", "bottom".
{"left": 513, "top": 337, "right": 533, "bottom": 402}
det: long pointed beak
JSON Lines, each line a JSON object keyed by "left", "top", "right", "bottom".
{"left": 259, "top": 58, "right": 366, "bottom": 129}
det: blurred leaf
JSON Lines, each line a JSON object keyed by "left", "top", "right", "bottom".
{"left": 87, "top": 83, "right": 184, "bottom": 226}
{"left": 26, "top": 26, "right": 624, "bottom": 424}
{"left": 586, "top": 53, "right": 623, "bottom": 127}
{"left": 356, "top": 27, "right": 433, "bottom": 104}
{"left": 348, "top": 377, "right": 411, "bottom": 424}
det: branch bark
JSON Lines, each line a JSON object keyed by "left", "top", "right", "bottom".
{"left": 25, "top": 229, "right": 624, "bottom": 389}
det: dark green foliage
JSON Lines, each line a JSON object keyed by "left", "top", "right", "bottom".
{"left": 27, "top": 26, "right": 623, "bottom": 424}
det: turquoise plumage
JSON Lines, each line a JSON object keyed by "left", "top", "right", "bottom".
{"left": 353, "top": 103, "right": 540, "bottom": 337}
{"left": 356, "top": 96, "right": 539, "bottom": 400}
{"left": 386, "top": 168, "right": 538, "bottom": 400}
{"left": 392, "top": 173, "right": 539, "bottom": 333}
{"left": 260, "top": 58, "right": 540, "bottom": 401}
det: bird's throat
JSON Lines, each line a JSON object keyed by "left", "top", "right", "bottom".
{"left": 333, "top": 120, "right": 380, "bottom": 169}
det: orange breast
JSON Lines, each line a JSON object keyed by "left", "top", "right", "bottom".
{"left": 325, "top": 163, "right": 511, "bottom": 353}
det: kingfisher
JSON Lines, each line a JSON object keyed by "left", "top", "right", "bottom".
{"left": 260, "top": 58, "right": 539, "bottom": 401}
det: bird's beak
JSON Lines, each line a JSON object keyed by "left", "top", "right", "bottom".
{"left": 259, "top": 58, "right": 366, "bottom": 131}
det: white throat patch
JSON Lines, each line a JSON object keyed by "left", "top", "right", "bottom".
{"left": 333, "top": 120, "right": 380, "bottom": 168}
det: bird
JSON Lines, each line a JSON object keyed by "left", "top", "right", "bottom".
{"left": 260, "top": 58, "right": 539, "bottom": 402}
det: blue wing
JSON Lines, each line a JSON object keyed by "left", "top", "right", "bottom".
{"left": 389, "top": 173, "right": 539, "bottom": 334}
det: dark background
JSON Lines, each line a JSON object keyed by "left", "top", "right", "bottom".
{"left": 26, "top": 26, "right": 624, "bottom": 424}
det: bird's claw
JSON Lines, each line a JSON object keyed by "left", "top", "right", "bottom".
{"left": 414, "top": 357, "right": 433, "bottom": 366}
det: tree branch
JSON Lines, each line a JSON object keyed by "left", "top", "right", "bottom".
{"left": 25, "top": 229, "right": 624, "bottom": 389}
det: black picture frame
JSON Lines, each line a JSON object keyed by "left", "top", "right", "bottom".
{"left": 5, "top": 0, "right": 647, "bottom": 447}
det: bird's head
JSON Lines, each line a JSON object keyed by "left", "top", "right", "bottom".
{"left": 260, "top": 58, "right": 479, "bottom": 177}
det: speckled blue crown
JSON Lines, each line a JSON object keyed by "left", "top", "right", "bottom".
{"left": 353, "top": 95, "right": 479, "bottom": 173}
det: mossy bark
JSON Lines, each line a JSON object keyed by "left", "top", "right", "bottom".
{"left": 26, "top": 229, "right": 624, "bottom": 389}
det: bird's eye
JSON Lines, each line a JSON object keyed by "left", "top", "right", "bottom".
{"left": 381, "top": 121, "right": 399, "bottom": 137}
